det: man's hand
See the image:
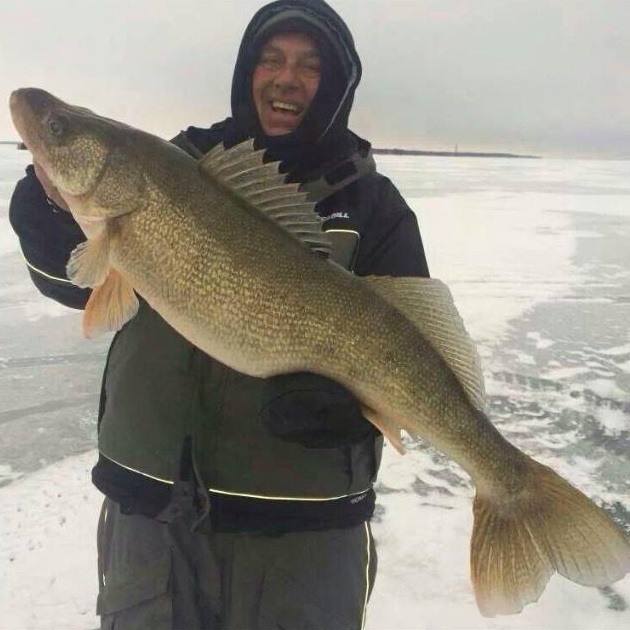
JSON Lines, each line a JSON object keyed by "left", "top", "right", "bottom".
{"left": 260, "top": 372, "right": 379, "bottom": 448}
{"left": 33, "top": 161, "right": 70, "bottom": 211}
{"left": 32, "top": 161, "right": 103, "bottom": 238}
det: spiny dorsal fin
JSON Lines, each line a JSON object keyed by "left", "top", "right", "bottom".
{"left": 199, "top": 140, "right": 332, "bottom": 256}
{"left": 363, "top": 276, "right": 486, "bottom": 411}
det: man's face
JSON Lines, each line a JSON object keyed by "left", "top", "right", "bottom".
{"left": 252, "top": 31, "right": 321, "bottom": 136}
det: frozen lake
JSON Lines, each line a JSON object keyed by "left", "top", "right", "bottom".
{"left": 1, "top": 146, "right": 629, "bottom": 628}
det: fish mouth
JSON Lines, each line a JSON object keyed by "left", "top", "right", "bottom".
{"left": 10, "top": 89, "right": 53, "bottom": 179}
{"left": 9, "top": 89, "right": 31, "bottom": 145}
{"left": 9, "top": 88, "right": 58, "bottom": 163}
{"left": 10, "top": 88, "right": 55, "bottom": 131}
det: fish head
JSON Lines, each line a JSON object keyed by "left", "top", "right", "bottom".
{"left": 10, "top": 88, "right": 144, "bottom": 218}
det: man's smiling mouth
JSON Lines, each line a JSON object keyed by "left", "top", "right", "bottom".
{"left": 270, "top": 100, "right": 302, "bottom": 114}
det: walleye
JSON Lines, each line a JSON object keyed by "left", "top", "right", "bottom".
{"left": 10, "top": 87, "right": 630, "bottom": 616}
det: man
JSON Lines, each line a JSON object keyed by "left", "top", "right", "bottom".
{"left": 10, "top": 0, "right": 429, "bottom": 627}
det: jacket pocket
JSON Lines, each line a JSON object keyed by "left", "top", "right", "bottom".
{"left": 97, "top": 553, "right": 170, "bottom": 614}
{"left": 97, "top": 554, "right": 172, "bottom": 629}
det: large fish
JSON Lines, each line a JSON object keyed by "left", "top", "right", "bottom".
{"left": 10, "top": 87, "right": 630, "bottom": 616}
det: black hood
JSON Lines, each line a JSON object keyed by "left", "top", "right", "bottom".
{"left": 227, "top": 0, "right": 363, "bottom": 178}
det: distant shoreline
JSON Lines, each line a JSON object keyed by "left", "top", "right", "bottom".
{"left": 2, "top": 140, "right": 541, "bottom": 159}
{"left": 373, "top": 148, "right": 541, "bottom": 159}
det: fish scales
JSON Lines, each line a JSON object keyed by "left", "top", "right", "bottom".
{"left": 118, "top": 173, "right": 475, "bottom": 456}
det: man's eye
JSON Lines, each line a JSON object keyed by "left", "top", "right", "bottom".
{"left": 260, "top": 56, "right": 281, "bottom": 69}
{"left": 300, "top": 63, "right": 321, "bottom": 78}
{"left": 299, "top": 56, "right": 321, "bottom": 76}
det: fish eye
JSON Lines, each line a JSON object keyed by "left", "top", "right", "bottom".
{"left": 47, "top": 116, "right": 64, "bottom": 137}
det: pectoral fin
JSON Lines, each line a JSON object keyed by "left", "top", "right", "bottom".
{"left": 83, "top": 269, "right": 139, "bottom": 338}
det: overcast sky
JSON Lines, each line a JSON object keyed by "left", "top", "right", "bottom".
{"left": 1, "top": 0, "right": 629, "bottom": 159}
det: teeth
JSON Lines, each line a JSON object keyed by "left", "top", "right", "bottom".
{"left": 272, "top": 101, "right": 300, "bottom": 113}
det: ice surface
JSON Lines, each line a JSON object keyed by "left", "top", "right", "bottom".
{"left": 1, "top": 147, "right": 629, "bottom": 628}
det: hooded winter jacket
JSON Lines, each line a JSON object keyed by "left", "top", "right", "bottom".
{"left": 9, "top": 0, "right": 429, "bottom": 532}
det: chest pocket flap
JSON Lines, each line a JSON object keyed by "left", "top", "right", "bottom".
{"left": 325, "top": 229, "right": 360, "bottom": 271}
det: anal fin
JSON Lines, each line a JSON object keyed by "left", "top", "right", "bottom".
{"left": 361, "top": 405, "right": 406, "bottom": 454}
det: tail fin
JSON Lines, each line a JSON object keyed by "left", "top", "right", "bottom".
{"left": 471, "top": 457, "right": 630, "bottom": 616}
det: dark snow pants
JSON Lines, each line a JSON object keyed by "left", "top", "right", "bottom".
{"left": 96, "top": 497, "right": 377, "bottom": 629}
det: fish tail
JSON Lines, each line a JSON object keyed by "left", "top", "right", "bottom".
{"left": 470, "top": 456, "right": 630, "bottom": 617}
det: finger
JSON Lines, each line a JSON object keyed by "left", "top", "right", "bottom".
{"left": 33, "top": 161, "right": 70, "bottom": 211}
{"left": 33, "top": 160, "right": 53, "bottom": 189}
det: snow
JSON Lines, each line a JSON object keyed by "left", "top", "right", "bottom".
{"left": 1, "top": 452, "right": 101, "bottom": 630}
{"left": 1, "top": 146, "right": 629, "bottom": 628}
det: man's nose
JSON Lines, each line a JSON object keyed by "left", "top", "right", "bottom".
{"left": 273, "top": 63, "right": 299, "bottom": 88}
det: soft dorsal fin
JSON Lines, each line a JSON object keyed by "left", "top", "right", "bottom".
{"left": 200, "top": 140, "right": 332, "bottom": 256}
{"left": 363, "top": 276, "right": 486, "bottom": 411}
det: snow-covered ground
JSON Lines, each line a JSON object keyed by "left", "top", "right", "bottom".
{"left": 1, "top": 146, "right": 629, "bottom": 629}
